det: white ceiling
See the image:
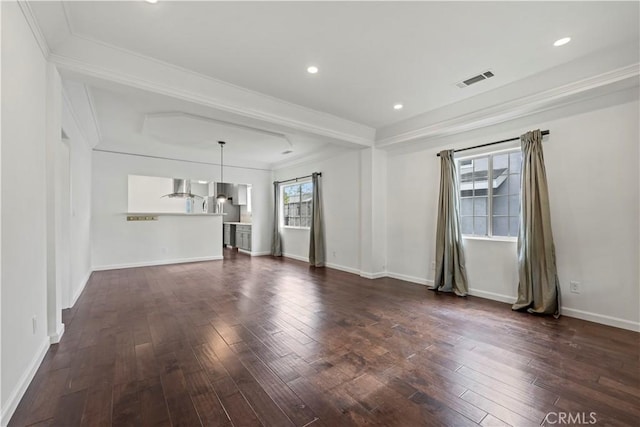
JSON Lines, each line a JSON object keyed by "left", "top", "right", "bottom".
{"left": 39, "top": 1, "right": 640, "bottom": 127}
{"left": 80, "top": 82, "right": 334, "bottom": 169}
{"left": 28, "top": 1, "right": 639, "bottom": 168}
{"left": 142, "top": 113, "right": 291, "bottom": 153}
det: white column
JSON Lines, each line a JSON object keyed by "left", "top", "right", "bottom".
{"left": 359, "top": 147, "right": 387, "bottom": 278}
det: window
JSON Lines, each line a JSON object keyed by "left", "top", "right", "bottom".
{"left": 282, "top": 181, "right": 313, "bottom": 228}
{"left": 458, "top": 149, "right": 522, "bottom": 238}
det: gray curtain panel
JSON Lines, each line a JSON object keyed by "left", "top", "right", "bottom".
{"left": 271, "top": 181, "right": 282, "bottom": 256}
{"left": 512, "top": 130, "right": 560, "bottom": 317}
{"left": 308, "top": 172, "right": 326, "bottom": 267}
{"left": 431, "top": 150, "right": 469, "bottom": 296}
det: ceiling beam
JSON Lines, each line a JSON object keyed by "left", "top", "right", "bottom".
{"left": 48, "top": 35, "right": 375, "bottom": 149}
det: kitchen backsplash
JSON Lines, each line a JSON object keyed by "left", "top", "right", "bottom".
{"left": 240, "top": 205, "right": 252, "bottom": 223}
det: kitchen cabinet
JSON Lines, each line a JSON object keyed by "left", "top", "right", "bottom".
{"left": 234, "top": 184, "right": 248, "bottom": 205}
{"left": 223, "top": 224, "right": 233, "bottom": 246}
{"left": 235, "top": 225, "right": 251, "bottom": 251}
{"left": 224, "top": 223, "right": 251, "bottom": 251}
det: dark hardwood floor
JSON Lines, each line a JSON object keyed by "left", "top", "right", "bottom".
{"left": 9, "top": 249, "right": 640, "bottom": 426}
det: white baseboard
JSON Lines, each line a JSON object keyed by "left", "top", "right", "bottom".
{"left": 250, "top": 251, "right": 271, "bottom": 257}
{"left": 360, "top": 271, "right": 387, "bottom": 279}
{"left": 49, "top": 323, "right": 65, "bottom": 344}
{"left": 238, "top": 249, "right": 251, "bottom": 255}
{"left": 68, "top": 270, "right": 92, "bottom": 308}
{"left": 561, "top": 307, "right": 640, "bottom": 332}
{"left": 92, "top": 255, "right": 224, "bottom": 271}
{"left": 282, "top": 253, "right": 309, "bottom": 263}
{"left": 282, "top": 254, "right": 362, "bottom": 276}
{"left": 465, "top": 289, "right": 639, "bottom": 332}
{"left": 0, "top": 338, "right": 50, "bottom": 427}
{"left": 325, "top": 262, "right": 360, "bottom": 275}
{"left": 386, "top": 271, "right": 432, "bottom": 286}
{"left": 468, "top": 288, "right": 516, "bottom": 304}
{"left": 266, "top": 257, "right": 640, "bottom": 333}
{"left": 383, "top": 273, "right": 639, "bottom": 332}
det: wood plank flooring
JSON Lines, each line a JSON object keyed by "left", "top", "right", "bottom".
{"left": 9, "top": 250, "right": 640, "bottom": 426}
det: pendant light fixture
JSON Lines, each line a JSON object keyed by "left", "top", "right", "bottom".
{"left": 216, "top": 141, "right": 227, "bottom": 203}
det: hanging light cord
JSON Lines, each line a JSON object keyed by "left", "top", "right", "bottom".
{"left": 220, "top": 142, "right": 224, "bottom": 183}
{"left": 217, "top": 141, "right": 227, "bottom": 203}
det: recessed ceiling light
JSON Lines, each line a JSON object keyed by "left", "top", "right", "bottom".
{"left": 197, "top": 180, "right": 208, "bottom": 184}
{"left": 145, "top": 0, "right": 158, "bottom": 4}
{"left": 307, "top": 66, "right": 319, "bottom": 74}
{"left": 553, "top": 37, "right": 571, "bottom": 47}
{"left": 393, "top": 104, "right": 403, "bottom": 110}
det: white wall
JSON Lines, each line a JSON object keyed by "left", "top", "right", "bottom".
{"left": 359, "top": 148, "right": 387, "bottom": 277}
{"left": 127, "top": 175, "right": 191, "bottom": 213}
{"left": 92, "top": 151, "right": 272, "bottom": 269}
{"left": 274, "top": 149, "right": 362, "bottom": 274}
{"left": 1, "top": 2, "right": 50, "bottom": 422}
{"left": 386, "top": 89, "right": 640, "bottom": 331}
{"left": 45, "top": 64, "right": 64, "bottom": 343}
{"left": 0, "top": 0, "right": 4, "bottom": 420}
{"left": 54, "top": 139, "right": 70, "bottom": 319}
{"left": 61, "top": 97, "right": 93, "bottom": 309}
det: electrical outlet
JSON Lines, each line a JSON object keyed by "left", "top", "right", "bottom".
{"left": 431, "top": 262, "right": 436, "bottom": 270}
{"left": 332, "top": 251, "right": 336, "bottom": 258}
{"left": 32, "top": 316, "right": 37, "bottom": 334}
{"left": 570, "top": 281, "right": 580, "bottom": 294}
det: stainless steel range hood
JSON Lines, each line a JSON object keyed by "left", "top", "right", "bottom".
{"left": 161, "top": 179, "right": 203, "bottom": 199}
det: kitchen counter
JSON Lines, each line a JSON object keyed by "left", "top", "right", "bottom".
{"left": 112, "top": 211, "right": 224, "bottom": 266}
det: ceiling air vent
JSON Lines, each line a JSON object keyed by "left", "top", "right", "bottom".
{"left": 456, "top": 70, "right": 495, "bottom": 88}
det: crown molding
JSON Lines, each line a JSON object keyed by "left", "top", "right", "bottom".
{"left": 376, "top": 63, "right": 640, "bottom": 147}
{"left": 60, "top": 0, "right": 76, "bottom": 36}
{"left": 64, "top": 22, "right": 372, "bottom": 134}
{"left": 141, "top": 111, "right": 289, "bottom": 142}
{"left": 84, "top": 85, "right": 103, "bottom": 146}
{"left": 51, "top": 52, "right": 374, "bottom": 148}
{"left": 70, "top": 32, "right": 372, "bottom": 134}
{"left": 61, "top": 82, "right": 102, "bottom": 148}
{"left": 61, "top": 86, "right": 96, "bottom": 148}
{"left": 17, "top": 0, "right": 50, "bottom": 59}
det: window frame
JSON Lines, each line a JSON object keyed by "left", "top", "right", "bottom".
{"left": 280, "top": 179, "right": 313, "bottom": 230}
{"left": 457, "top": 147, "right": 521, "bottom": 241}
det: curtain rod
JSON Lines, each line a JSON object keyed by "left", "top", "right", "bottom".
{"left": 276, "top": 172, "right": 321, "bottom": 185}
{"left": 436, "top": 130, "right": 550, "bottom": 157}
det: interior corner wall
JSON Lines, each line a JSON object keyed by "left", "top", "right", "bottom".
{"left": 273, "top": 149, "right": 361, "bottom": 274}
{"left": 61, "top": 97, "right": 93, "bottom": 309}
{"left": 45, "top": 63, "right": 63, "bottom": 340}
{"left": 386, "top": 88, "right": 640, "bottom": 331}
{"left": 91, "top": 151, "right": 272, "bottom": 269}
{"left": 0, "top": 0, "right": 3, "bottom": 418}
{"left": 1, "top": 1, "right": 50, "bottom": 422}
